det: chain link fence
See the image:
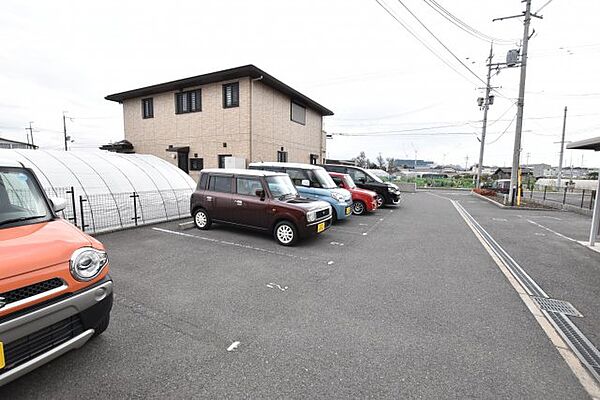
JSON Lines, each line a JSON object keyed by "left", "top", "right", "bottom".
{"left": 44, "top": 186, "right": 192, "bottom": 234}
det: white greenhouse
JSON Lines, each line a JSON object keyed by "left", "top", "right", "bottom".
{"left": 0, "top": 149, "right": 196, "bottom": 234}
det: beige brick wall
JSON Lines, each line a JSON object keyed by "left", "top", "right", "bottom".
{"left": 122, "top": 76, "right": 326, "bottom": 180}
{"left": 250, "top": 80, "right": 324, "bottom": 164}
{"left": 123, "top": 78, "right": 251, "bottom": 179}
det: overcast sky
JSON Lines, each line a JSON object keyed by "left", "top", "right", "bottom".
{"left": 1, "top": 0, "right": 599, "bottom": 168}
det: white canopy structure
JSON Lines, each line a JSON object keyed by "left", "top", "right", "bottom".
{"left": 0, "top": 149, "right": 196, "bottom": 233}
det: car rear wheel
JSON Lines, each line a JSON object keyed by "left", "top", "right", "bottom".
{"left": 274, "top": 221, "right": 298, "bottom": 246}
{"left": 376, "top": 195, "right": 384, "bottom": 207}
{"left": 352, "top": 200, "right": 366, "bottom": 215}
{"left": 193, "top": 208, "right": 212, "bottom": 230}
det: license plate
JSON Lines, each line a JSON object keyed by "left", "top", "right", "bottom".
{"left": 317, "top": 222, "right": 325, "bottom": 233}
{"left": 0, "top": 341, "right": 4, "bottom": 369}
{"left": 345, "top": 207, "right": 351, "bottom": 215}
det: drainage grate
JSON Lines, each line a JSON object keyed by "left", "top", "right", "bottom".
{"left": 546, "top": 312, "right": 600, "bottom": 381}
{"left": 532, "top": 297, "right": 583, "bottom": 317}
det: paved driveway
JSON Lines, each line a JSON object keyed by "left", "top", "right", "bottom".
{"left": 1, "top": 192, "right": 593, "bottom": 399}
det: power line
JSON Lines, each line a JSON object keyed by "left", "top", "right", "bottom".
{"left": 535, "top": 0, "right": 555, "bottom": 14}
{"left": 332, "top": 123, "right": 472, "bottom": 135}
{"left": 393, "top": 0, "right": 507, "bottom": 98}
{"left": 422, "top": 0, "right": 516, "bottom": 44}
{"left": 373, "top": 0, "right": 480, "bottom": 87}
{"left": 332, "top": 131, "right": 476, "bottom": 137}
{"left": 487, "top": 114, "right": 516, "bottom": 144}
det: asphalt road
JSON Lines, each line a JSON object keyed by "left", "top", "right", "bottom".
{"left": 1, "top": 192, "right": 594, "bottom": 399}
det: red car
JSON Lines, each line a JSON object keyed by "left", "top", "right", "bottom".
{"left": 329, "top": 172, "right": 379, "bottom": 215}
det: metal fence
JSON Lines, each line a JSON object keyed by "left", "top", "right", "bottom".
{"left": 528, "top": 186, "right": 597, "bottom": 210}
{"left": 43, "top": 186, "right": 192, "bottom": 234}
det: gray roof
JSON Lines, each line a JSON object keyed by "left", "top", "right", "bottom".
{"left": 105, "top": 65, "right": 334, "bottom": 116}
{"left": 567, "top": 136, "right": 600, "bottom": 151}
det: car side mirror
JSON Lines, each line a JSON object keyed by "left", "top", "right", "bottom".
{"left": 49, "top": 197, "right": 67, "bottom": 213}
{"left": 255, "top": 189, "right": 265, "bottom": 199}
{"left": 358, "top": 178, "right": 366, "bottom": 184}
{"left": 300, "top": 179, "right": 310, "bottom": 187}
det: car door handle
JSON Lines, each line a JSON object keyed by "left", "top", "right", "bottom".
{"left": 234, "top": 200, "right": 243, "bottom": 206}
{"left": 206, "top": 196, "right": 213, "bottom": 202}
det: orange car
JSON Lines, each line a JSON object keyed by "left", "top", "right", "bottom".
{"left": 0, "top": 159, "right": 112, "bottom": 386}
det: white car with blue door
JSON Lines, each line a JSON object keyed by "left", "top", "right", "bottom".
{"left": 248, "top": 162, "right": 353, "bottom": 220}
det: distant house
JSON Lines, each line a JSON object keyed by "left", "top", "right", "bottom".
{"left": 394, "top": 159, "right": 434, "bottom": 169}
{"left": 491, "top": 167, "right": 533, "bottom": 180}
{"left": 527, "top": 163, "right": 551, "bottom": 178}
{"left": 105, "top": 65, "right": 333, "bottom": 177}
{"left": 0, "top": 137, "right": 37, "bottom": 150}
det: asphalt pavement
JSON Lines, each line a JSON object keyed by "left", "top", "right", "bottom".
{"left": 1, "top": 192, "right": 594, "bottom": 399}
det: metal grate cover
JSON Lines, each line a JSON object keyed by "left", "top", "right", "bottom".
{"left": 532, "top": 297, "right": 583, "bottom": 317}
{"left": 546, "top": 312, "right": 600, "bottom": 381}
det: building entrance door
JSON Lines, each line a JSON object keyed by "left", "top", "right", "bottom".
{"left": 177, "top": 149, "right": 189, "bottom": 173}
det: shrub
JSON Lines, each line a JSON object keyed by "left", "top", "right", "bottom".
{"left": 473, "top": 188, "right": 496, "bottom": 196}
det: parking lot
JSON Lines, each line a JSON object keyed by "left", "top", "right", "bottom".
{"left": 2, "top": 191, "right": 598, "bottom": 399}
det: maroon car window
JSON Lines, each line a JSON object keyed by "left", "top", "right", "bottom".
{"left": 236, "top": 177, "right": 263, "bottom": 196}
{"left": 208, "top": 175, "right": 232, "bottom": 193}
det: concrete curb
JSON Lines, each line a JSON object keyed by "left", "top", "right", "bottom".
{"left": 470, "top": 191, "right": 558, "bottom": 212}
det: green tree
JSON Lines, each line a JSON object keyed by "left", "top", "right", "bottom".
{"left": 353, "top": 151, "right": 369, "bottom": 168}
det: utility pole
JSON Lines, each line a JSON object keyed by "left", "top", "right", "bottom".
{"left": 465, "top": 155, "right": 469, "bottom": 172}
{"left": 63, "top": 112, "right": 69, "bottom": 151}
{"left": 26, "top": 122, "right": 35, "bottom": 147}
{"left": 476, "top": 44, "right": 494, "bottom": 189}
{"left": 556, "top": 106, "right": 568, "bottom": 188}
{"left": 504, "top": 0, "right": 542, "bottom": 205}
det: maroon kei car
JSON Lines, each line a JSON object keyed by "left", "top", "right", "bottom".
{"left": 190, "top": 169, "right": 332, "bottom": 245}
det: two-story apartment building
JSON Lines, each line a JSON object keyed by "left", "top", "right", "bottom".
{"left": 105, "top": 65, "right": 333, "bottom": 178}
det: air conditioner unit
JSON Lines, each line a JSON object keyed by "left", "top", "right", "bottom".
{"left": 224, "top": 156, "right": 246, "bottom": 169}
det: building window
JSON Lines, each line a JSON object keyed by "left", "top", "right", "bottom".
{"left": 218, "top": 154, "right": 232, "bottom": 168}
{"left": 190, "top": 158, "right": 204, "bottom": 171}
{"left": 277, "top": 151, "right": 288, "bottom": 162}
{"left": 142, "top": 98, "right": 153, "bottom": 119}
{"left": 223, "top": 82, "right": 239, "bottom": 108}
{"left": 175, "top": 90, "right": 201, "bottom": 114}
{"left": 310, "top": 154, "right": 318, "bottom": 165}
{"left": 291, "top": 101, "right": 306, "bottom": 125}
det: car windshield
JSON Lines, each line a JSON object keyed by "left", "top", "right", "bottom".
{"left": 0, "top": 168, "right": 51, "bottom": 228}
{"left": 312, "top": 169, "right": 337, "bottom": 189}
{"left": 266, "top": 175, "right": 298, "bottom": 198}
{"left": 343, "top": 175, "right": 357, "bottom": 189}
{"left": 365, "top": 170, "right": 384, "bottom": 183}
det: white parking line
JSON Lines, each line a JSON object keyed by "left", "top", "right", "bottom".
{"left": 526, "top": 220, "right": 577, "bottom": 243}
{"left": 266, "top": 283, "right": 288, "bottom": 291}
{"left": 227, "top": 341, "right": 240, "bottom": 352}
{"left": 152, "top": 227, "right": 309, "bottom": 260}
{"left": 362, "top": 218, "right": 385, "bottom": 236}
